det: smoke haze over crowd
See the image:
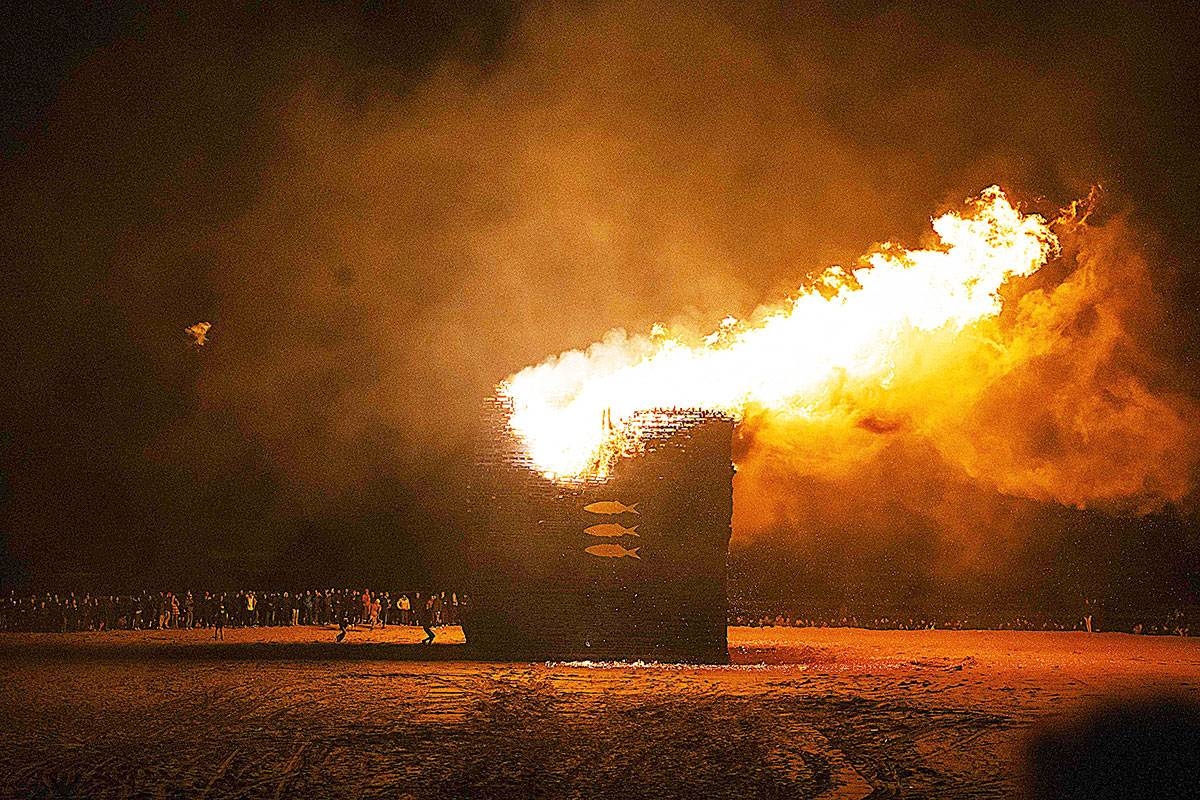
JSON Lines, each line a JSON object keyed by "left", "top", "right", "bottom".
{"left": 2, "top": 1, "right": 1198, "bottom": 602}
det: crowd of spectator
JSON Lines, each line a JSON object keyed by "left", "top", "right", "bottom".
{"left": 0, "top": 589, "right": 464, "bottom": 633}
{"left": 1, "top": 591, "right": 1193, "bottom": 637}
{"left": 729, "top": 608, "right": 1193, "bottom": 636}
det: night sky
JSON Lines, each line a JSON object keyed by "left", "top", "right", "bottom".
{"left": 2, "top": 1, "right": 1198, "bottom": 605}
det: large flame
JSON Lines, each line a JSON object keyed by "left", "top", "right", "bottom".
{"left": 501, "top": 187, "right": 1057, "bottom": 481}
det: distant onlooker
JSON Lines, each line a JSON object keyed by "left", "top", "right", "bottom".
{"left": 434, "top": 592, "right": 448, "bottom": 628}
{"left": 301, "top": 591, "right": 313, "bottom": 626}
{"left": 368, "top": 596, "right": 381, "bottom": 630}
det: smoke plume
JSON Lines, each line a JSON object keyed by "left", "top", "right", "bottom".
{"left": 3, "top": 1, "right": 1198, "bottom": 587}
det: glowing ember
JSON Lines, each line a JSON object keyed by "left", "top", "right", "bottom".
{"left": 500, "top": 187, "right": 1058, "bottom": 481}
{"left": 185, "top": 321, "right": 212, "bottom": 346}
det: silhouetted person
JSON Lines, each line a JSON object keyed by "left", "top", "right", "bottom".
{"left": 458, "top": 593, "right": 471, "bottom": 641}
{"left": 418, "top": 596, "right": 435, "bottom": 644}
{"left": 336, "top": 614, "right": 350, "bottom": 643}
{"left": 1025, "top": 695, "right": 1200, "bottom": 799}
{"left": 213, "top": 602, "right": 225, "bottom": 640}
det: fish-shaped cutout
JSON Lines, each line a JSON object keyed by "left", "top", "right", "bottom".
{"left": 584, "top": 523, "right": 639, "bottom": 538}
{"left": 585, "top": 544, "right": 640, "bottom": 559}
{"left": 583, "top": 501, "right": 639, "bottom": 515}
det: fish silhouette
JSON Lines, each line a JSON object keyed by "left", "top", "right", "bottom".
{"left": 583, "top": 501, "right": 639, "bottom": 515}
{"left": 585, "top": 544, "right": 640, "bottom": 559}
{"left": 584, "top": 523, "right": 639, "bottom": 538}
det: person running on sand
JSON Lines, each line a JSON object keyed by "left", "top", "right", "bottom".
{"left": 336, "top": 613, "right": 350, "bottom": 643}
{"left": 418, "top": 595, "right": 436, "bottom": 645}
{"left": 368, "top": 596, "right": 381, "bottom": 630}
{"left": 213, "top": 602, "right": 225, "bottom": 640}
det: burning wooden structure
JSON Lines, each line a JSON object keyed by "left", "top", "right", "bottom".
{"left": 465, "top": 398, "right": 735, "bottom": 663}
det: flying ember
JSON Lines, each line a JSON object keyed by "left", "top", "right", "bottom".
{"left": 500, "top": 186, "right": 1058, "bottom": 481}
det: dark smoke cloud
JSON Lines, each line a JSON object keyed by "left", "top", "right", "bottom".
{"left": 2, "top": 1, "right": 1198, "bottom": 595}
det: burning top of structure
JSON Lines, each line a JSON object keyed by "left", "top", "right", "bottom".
{"left": 479, "top": 396, "right": 732, "bottom": 481}
{"left": 499, "top": 186, "right": 1057, "bottom": 482}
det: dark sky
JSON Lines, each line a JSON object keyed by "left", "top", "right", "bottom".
{"left": 2, "top": 1, "right": 1198, "bottom": 601}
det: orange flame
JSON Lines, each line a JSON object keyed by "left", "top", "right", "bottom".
{"left": 500, "top": 187, "right": 1057, "bottom": 481}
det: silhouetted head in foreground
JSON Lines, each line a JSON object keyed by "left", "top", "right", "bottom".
{"left": 1025, "top": 695, "right": 1200, "bottom": 799}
